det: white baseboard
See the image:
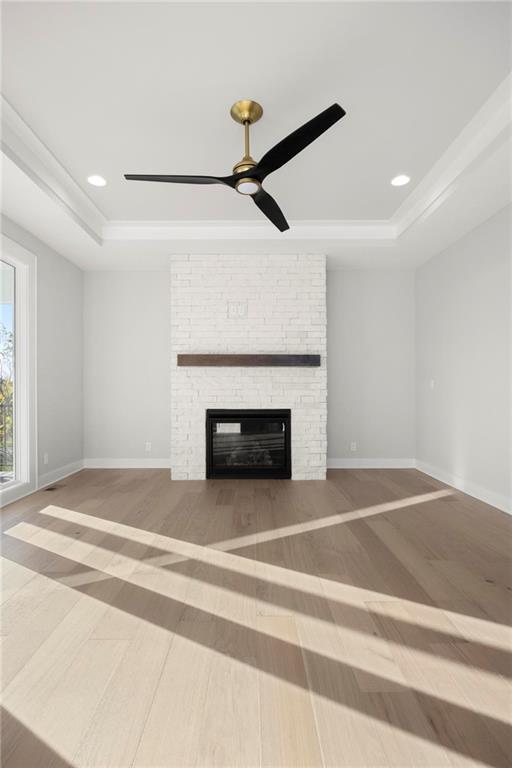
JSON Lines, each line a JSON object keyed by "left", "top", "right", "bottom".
{"left": 84, "top": 458, "right": 171, "bottom": 469}
{"left": 38, "top": 460, "right": 84, "bottom": 489}
{"left": 327, "top": 458, "right": 416, "bottom": 469}
{"left": 0, "top": 479, "right": 37, "bottom": 507}
{"left": 1, "top": 460, "right": 84, "bottom": 507}
{"left": 415, "top": 460, "right": 511, "bottom": 515}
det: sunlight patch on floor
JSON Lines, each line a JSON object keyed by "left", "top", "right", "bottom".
{"left": 34, "top": 500, "right": 512, "bottom": 652}
{"left": 206, "top": 489, "right": 454, "bottom": 552}
{"left": 4, "top": 520, "right": 510, "bottom": 722}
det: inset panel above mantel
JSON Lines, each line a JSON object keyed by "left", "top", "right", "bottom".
{"left": 177, "top": 354, "right": 321, "bottom": 367}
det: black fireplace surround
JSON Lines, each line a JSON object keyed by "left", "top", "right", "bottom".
{"left": 206, "top": 409, "right": 291, "bottom": 479}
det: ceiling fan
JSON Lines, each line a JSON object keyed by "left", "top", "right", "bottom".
{"left": 124, "top": 100, "right": 346, "bottom": 232}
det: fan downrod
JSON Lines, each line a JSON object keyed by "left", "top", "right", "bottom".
{"left": 230, "top": 100, "right": 263, "bottom": 125}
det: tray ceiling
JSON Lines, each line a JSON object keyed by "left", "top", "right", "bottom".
{"left": 2, "top": 1, "right": 511, "bottom": 222}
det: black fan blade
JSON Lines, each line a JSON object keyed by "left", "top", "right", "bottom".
{"left": 252, "top": 188, "right": 289, "bottom": 232}
{"left": 255, "top": 103, "right": 346, "bottom": 179}
{"left": 124, "top": 174, "right": 236, "bottom": 187}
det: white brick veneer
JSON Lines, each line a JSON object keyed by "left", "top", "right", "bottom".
{"left": 170, "top": 254, "right": 327, "bottom": 479}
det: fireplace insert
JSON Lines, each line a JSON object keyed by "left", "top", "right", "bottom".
{"left": 206, "top": 409, "right": 291, "bottom": 479}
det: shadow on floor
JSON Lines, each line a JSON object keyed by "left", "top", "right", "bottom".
{"left": 1, "top": 708, "right": 75, "bottom": 768}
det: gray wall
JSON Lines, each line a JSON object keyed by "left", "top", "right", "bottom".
{"left": 327, "top": 269, "right": 416, "bottom": 462}
{"left": 84, "top": 266, "right": 416, "bottom": 466}
{"left": 83, "top": 271, "right": 171, "bottom": 462}
{"left": 416, "top": 205, "right": 511, "bottom": 510}
{"left": 1, "top": 216, "right": 83, "bottom": 480}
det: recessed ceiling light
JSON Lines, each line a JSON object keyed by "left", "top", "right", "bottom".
{"left": 87, "top": 175, "right": 107, "bottom": 187}
{"left": 391, "top": 174, "right": 410, "bottom": 187}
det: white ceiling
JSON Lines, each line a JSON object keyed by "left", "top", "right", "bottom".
{"left": 1, "top": 1, "right": 511, "bottom": 269}
{"left": 2, "top": 1, "right": 511, "bottom": 222}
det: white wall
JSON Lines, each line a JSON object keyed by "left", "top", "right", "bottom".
{"left": 416, "top": 205, "right": 511, "bottom": 511}
{"left": 1, "top": 215, "right": 83, "bottom": 484}
{"left": 83, "top": 271, "right": 171, "bottom": 465}
{"left": 327, "top": 269, "right": 416, "bottom": 464}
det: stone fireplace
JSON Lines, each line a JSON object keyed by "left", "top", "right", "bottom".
{"left": 170, "top": 254, "right": 327, "bottom": 479}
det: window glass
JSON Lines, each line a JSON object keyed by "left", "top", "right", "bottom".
{"left": 0, "top": 261, "right": 15, "bottom": 483}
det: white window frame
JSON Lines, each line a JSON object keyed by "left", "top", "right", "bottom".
{"left": 0, "top": 235, "right": 37, "bottom": 506}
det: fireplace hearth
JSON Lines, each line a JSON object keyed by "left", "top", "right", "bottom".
{"left": 206, "top": 409, "right": 291, "bottom": 479}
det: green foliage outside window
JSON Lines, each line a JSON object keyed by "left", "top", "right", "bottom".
{"left": 0, "top": 321, "right": 14, "bottom": 476}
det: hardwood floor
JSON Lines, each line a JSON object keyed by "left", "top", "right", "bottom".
{"left": 1, "top": 468, "right": 511, "bottom": 767}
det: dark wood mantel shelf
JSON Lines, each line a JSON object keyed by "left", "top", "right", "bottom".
{"left": 177, "top": 354, "right": 321, "bottom": 367}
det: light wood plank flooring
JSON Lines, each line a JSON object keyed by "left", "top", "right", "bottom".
{"left": 1, "top": 468, "right": 511, "bottom": 767}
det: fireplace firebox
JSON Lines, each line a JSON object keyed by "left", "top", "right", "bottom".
{"left": 206, "top": 409, "right": 291, "bottom": 479}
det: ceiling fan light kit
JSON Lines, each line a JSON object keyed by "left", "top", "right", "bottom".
{"left": 125, "top": 99, "right": 346, "bottom": 231}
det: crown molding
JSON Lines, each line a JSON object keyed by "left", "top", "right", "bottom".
{"left": 17, "top": 0, "right": 489, "bottom": 3}
{"left": 102, "top": 219, "right": 395, "bottom": 241}
{"left": 1, "top": 95, "right": 106, "bottom": 245}
{"left": 391, "top": 73, "right": 512, "bottom": 237}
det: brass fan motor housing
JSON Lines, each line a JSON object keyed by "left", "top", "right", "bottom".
{"left": 232, "top": 157, "right": 257, "bottom": 175}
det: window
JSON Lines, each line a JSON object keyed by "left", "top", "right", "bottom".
{"left": 0, "top": 237, "right": 36, "bottom": 504}
{"left": 0, "top": 261, "right": 15, "bottom": 483}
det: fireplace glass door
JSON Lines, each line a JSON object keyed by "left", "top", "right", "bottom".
{"left": 206, "top": 409, "right": 291, "bottom": 479}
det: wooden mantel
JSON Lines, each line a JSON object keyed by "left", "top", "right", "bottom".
{"left": 177, "top": 354, "right": 321, "bottom": 367}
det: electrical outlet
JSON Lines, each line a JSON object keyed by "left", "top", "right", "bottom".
{"left": 429, "top": 378, "right": 435, "bottom": 391}
{"left": 43, "top": 452, "right": 49, "bottom": 465}
{"left": 145, "top": 442, "right": 152, "bottom": 453}
{"left": 350, "top": 442, "right": 357, "bottom": 452}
